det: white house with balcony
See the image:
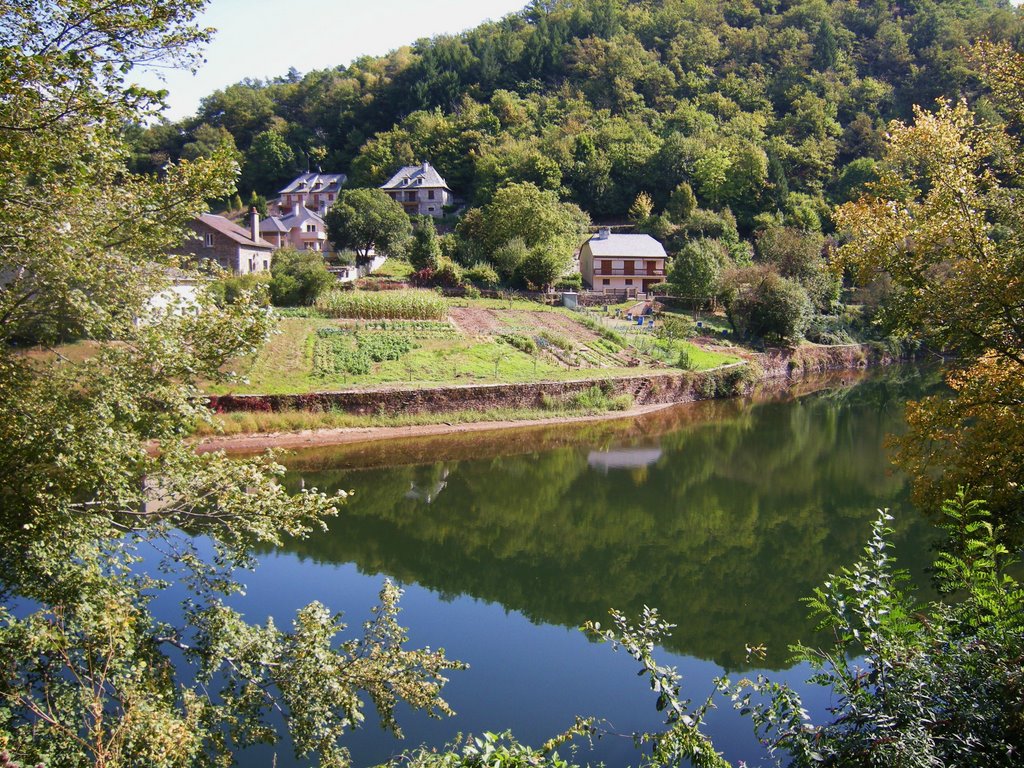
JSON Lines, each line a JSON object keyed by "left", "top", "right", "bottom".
{"left": 380, "top": 162, "right": 453, "bottom": 217}
{"left": 259, "top": 202, "right": 330, "bottom": 254}
{"left": 579, "top": 229, "right": 667, "bottom": 295}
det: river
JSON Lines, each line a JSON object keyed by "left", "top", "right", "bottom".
{"left": 232, "top": 365, "right": 943, "bottom": 767}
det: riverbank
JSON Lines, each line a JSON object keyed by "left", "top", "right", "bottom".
{"left": 200, "top": 342, "right": 908, "bottom": 453}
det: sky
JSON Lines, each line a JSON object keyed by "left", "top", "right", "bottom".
{"left": 138, "top": 0, "right": 528, "bottom": 120}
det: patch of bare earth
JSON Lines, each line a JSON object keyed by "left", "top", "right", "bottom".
{"left": 448, "top": 307, "right": 504, "bottom": 336}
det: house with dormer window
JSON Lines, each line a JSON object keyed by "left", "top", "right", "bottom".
{"left": 259, "top": 202, "right": 330, "bottom": 254}
{"left": 275, "top": 171, "right": 347, "bottom": 216}
{"left": 379, "top": 162, "right": 453, "bottom": 217}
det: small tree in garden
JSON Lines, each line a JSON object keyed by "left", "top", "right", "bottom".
{"left": 724, "top": 267, "right": 812, "bottom": 343}
{"left": 325, "top": 188, "right": 412, "bottom": 266}
{"left": 668, "top": 239, "right": 728, "bottom": 309}
{"left": 270, "top": 247, "right": 335, "bottom": 306}
{"left": 409, "top": 215, "right": 442, "bottom": 271}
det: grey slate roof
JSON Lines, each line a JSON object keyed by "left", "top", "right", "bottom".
{"left": 380, "top": 162, "right": 450, "bottom": 191}
{"left": 278, "top": 172, "right": 347, "bottom": 196}
{"left": 585, "top": 233, "right": 667, "bottom": 258}
{"left": 199, "top": 213, "right": 274, "bottom": 249}
{"left": 259, "top": 216, "right": 289, "bottom": 233}
{"left": 261, "top": 203, "right": 324, "bottom": 234}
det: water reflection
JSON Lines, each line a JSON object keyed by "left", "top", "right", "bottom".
{"left": 275, "top": 366, "right": 942, "bottom": 671}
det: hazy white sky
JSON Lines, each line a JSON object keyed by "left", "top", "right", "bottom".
{"left": 139, "top": 0, "right": 527, "bottom": 120}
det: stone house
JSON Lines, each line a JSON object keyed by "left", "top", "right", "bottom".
{"left": 275, "top": 172, "right": 347, "bottom": 216}
{"left": 380, "top": 162, "right": 453, "bottom": 217}
{"left": 259, "top": 202, "right": 330, "bottom": 254}
{"left": 180, "top": 209, "right": 274, "bottom": 274}
{"left": 579, "top": 229, "right": 667, "bottom": 295}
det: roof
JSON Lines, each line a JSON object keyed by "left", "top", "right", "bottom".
{"left": 261, "top": 203, "right": 324, "bottom": 233}
{"left": 283, "top": 202, "right": 324, "bottom": 227}
{"left": 380, "top": 162, "right": 450, "bottom": 191}
{"left": 259, "top": 216, "right": 289, "bottom": 233}
{"left": 585, "top": 233, "right": 667, "bottom": 258}
{"left": 278, "top": 171, "right": 347, "bottom": 196}
{"left": 198, "top": 213, "right": 274, "bottom": 250}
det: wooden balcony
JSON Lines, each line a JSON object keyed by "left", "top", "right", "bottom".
{"left": 593, "top": 267, "right": 665, "bottom": 277}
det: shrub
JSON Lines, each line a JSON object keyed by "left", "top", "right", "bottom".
{"left": 499, "top": 333, "right": 537, "bottom": 354}
{"left": 465, "top": 262, "right": 499, "bottom": 287}
{"left": 727, "top": 269, "right": 812, "bottom": 343}
{"left": 315, "top": 289, "right": 447, "bottom": 320}
{"left": 554, "top": 273, "right": 583, "bottom": 291}
{"left": 209, "top": 271, "right": 271, "bottom": 307}
{"left": 269, "top": 248, "right": 335, "bottom": 306}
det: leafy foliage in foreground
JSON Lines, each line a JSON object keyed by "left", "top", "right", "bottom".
{"left": 836, "top": 41, "right": 1024, "bottom": 527}
{"left": 0, "top": 2, "right": 461, "bottom": 765}
{"left": 722, "top": 495, "right": 1024, "bottom": 767}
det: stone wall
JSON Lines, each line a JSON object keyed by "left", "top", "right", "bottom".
{"left": 207, "top": 343, "right": 904, "bottom": 416}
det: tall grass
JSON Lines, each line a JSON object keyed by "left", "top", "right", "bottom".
{"left": 316, "top": 289, "right": 447, "bottom": 320}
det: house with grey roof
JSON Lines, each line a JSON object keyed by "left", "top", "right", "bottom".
{"left": 259, "top": 202, "right": 330, "bottom": 254}
{"left": 579, "top": 228, "right": 667, "bottom": 295}
{"left": 275, "top": 171, "right": 347, "bottom": 216}
{"left": 179, "top": 209, "right": 274, "bottom": 275}
{"left": 380, "top": 162, "right": 453, "bottom": 217}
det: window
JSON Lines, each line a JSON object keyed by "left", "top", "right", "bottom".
{"left": 204, "top": 233, "right": 214, "bottom": 248}
{"left": 305, "top": 224, "right": 316, "bottom": 232}
{"left": 263, "top": 260, "right": 269, "bottom": 270}
{"left": 427, "top": 207, "right": 434, "bottom": 212}
{"left": 625, "top": 279, "right": 633, "bottom": 286}
{"left": 427, "top": 190, "right": 435, "bottom": 200}
{"left": 329, "top": 194, "right": 334, "bottom": 201}
{"left": 602, "top": 279, "right": 610, "bottom": 286}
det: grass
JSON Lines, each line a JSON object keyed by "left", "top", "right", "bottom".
{"left": 367, "top": 258, "right": 415, "bottom": 280}
{"left": 197, "top": 395, "right": 637, "bottom": 436}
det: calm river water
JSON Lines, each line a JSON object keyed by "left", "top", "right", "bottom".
{"left": 234, "top": 365, "right": 943, "bottom": 767}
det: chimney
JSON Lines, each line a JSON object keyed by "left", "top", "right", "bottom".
{"left": 597, "top": 227, "right": 610, "bottom": 240}
{"left": 249, "top": 206, "right": 260, "bottom": 243}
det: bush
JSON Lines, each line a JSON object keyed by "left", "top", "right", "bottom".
{"left": 465, "top": 262, "right": 499, "bottom": 287}
{"left": 209, "top": 271, "right": 271, "bottom": 307}
{"left": 727, "top": 269, "right": 812, "bottom": 343}
{"left": 499, "top": 333, "right": 537, "bottom": 354}
{"left": 315, "top": 289, "right": 447, "bottom": 320}
{"left": 554, "top": 273, "right": 583, "bottom": 291}
{"left": 269, "top": 248, "right": 335, "bottom": 306}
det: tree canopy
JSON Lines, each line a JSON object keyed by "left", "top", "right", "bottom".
{"left": 125, "top": 0, "right": 1024, "bottom": 230}
{"left": 0, "top": 2, "right": 458, "bottom": 765}
{"left": 836, "top": 41, "right": 1024, "bottom": 527}
{"left": 325, "top": 188, "right": 412, "bottom": 265}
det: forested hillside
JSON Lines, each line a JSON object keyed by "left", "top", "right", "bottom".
{"left": 130, "top": 0, "right": 1023, "bottom": 229}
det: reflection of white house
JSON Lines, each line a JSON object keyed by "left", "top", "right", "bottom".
{"left": 275, "top": 172, "right": 347, "bottom": 216}
{"left": 380, "top": 162, "right": 453, "bottom": 217}
{"left": 259, "top": 203, "right": 330, "bottom": 253}
{"left": 580, "top": 229, "right": 667, "bottom": 295}
{"left": 587, "top": 446, "right": 663, "bottom": 473}
{"left": 404, "top": 467, "right": 450, "bottom": 504}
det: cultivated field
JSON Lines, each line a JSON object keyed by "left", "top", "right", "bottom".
{"left": 212, "top": 292, "right": 741, "bottom": 395}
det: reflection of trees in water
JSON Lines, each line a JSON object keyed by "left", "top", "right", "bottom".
{"left": 278, "top": 368, "right": 942, "bottom": 670}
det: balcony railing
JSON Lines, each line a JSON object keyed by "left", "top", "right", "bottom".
{"left": 593, "top": 267, "right": 664, "bottom": 276}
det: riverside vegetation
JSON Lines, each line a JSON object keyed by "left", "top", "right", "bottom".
{"left": 2, "top": 2, "right": 1024, "bottom": 768}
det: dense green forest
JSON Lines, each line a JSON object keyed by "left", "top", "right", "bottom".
{"left": 130, "top": 0, "right": 1024, "bottom": 229}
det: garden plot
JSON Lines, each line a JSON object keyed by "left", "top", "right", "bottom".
{"left": 450, "top": 308, "right": 635, "bottom": 367}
